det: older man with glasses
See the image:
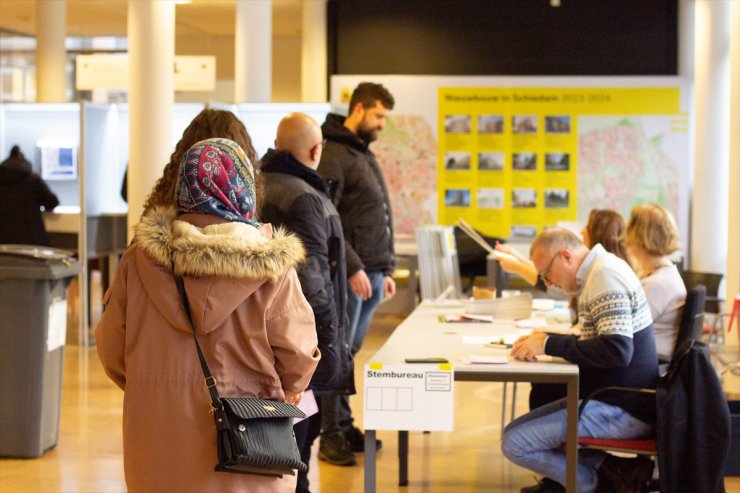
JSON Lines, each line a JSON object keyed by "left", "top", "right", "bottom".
{"left": 501, "top": 228, "right": 659, "bottom": 493}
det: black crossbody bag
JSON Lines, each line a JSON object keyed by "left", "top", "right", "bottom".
{"left": 175, "top": 276, "right": 307, "bottom": 477}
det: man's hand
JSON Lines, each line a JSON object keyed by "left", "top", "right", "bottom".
{"left": 510, "top": 333, "right": 548, "bottom": 362}
{"left": 383, "top": 275, "right": 396, "bottom": 298}
{"left": 349, "top": 270, "right": 372, "bottom": 300}
{"left": 284, "top": 390, "right": 303, "bottom": 405}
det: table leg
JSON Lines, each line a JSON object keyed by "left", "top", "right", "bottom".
{"left": 399, "top": 430, "right": 409, "bottom": 485}
{"left": 486, "top": 257, "right": 499, "bottom": 297}
{"left": 565, "top": 376, "right": 579, "bottom": 492}
{"left": 365, "top": 429, "right": 377, "bottom": 493}
{"left": 500, "top": 382, "right": 508, "bottom": 437}
{"left": 408, "top": 256, "right": 418, "bottom": 313}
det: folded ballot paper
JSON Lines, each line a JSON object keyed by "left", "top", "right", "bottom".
{"left": 463, "top": 292, "right": 533, "bottom": 319}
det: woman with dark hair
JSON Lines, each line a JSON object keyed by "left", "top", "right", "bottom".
{"left": 142, "top": 108, "right": 260, "bottom": 213}
{"left": 582, "top": 208, "right": 628, "bottom": 262}
{"left": 97, "top": 138, "right": 320, "bottom": 492}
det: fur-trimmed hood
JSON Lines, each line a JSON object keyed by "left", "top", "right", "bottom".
{"left": 135, "top": 206, "right": 305, "bottom": 280}
{"left": 127, "top": 206, "right": 306, "bottom": 336}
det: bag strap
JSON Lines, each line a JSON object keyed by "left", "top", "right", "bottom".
{"left": 175, "top": 276, "right": 229, "bottom": 427}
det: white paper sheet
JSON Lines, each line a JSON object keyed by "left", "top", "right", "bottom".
{"left": 293, "top": 390, "right": 318, "bottom": 424}
{"left": 47, "top": 297, "right": 67, "bottom": 352}
{"left": 363, "top": 363, "right": 454, "bottom": 431}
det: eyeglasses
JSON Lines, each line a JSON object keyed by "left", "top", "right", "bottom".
{"left": 538, "top": 251, "right": 561, "bottom": 285}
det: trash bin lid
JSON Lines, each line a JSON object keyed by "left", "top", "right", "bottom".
{"left": 0, "top": 244, "right": 82, "bottom": 280}
{"left": 0, "top": 244, "right": 76, "bottom": 260}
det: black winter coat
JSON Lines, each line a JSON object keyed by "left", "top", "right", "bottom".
{"left": 0, "top": 153, "right": 59, "bottom": 246}
{"left": 260, "top": 149, "right": 355, "bottom": 396}
{"left": 657, "top": 340, "right": 730, "bottom": 493}
{"left": 317, "top": 113, "right": 395, "bottom": 277}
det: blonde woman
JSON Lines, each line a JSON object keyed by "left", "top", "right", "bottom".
{"left": 624, "top": 203, "right": 687, "bottom": 361}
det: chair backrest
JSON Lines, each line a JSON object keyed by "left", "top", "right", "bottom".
{"left": 672, "top": 285, "right": 706, "bottom": 358}
{"left": 657, "top": 339, "right": 731, "bottom": 493}
{"left": 679, "top": 270, "right": 722, "bottom": 313}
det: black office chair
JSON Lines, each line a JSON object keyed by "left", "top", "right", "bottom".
{"left": 577, "top": 340, "right": 731, "bottom": 493}
{"left": 680, "top": 271, "right": 724, "bottom": 342}
{"left": 671, "top": 285, "right": 706, "bottom": 358}
{"left": 680, "top": 271, "right": 722, "bottom": 313}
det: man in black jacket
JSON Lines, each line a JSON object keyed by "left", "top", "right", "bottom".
{"left": 0, "top": 145, "right": 59, "bottom": 246}
{"left": 317, "top": 82, "right": 396, "bottom": 462}
{"left": 261, "top": 113, "right": 356, "bottom": 490}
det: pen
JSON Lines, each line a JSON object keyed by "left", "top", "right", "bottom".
{"left": 486, "top": 343, "right": 512, "bottom": 349}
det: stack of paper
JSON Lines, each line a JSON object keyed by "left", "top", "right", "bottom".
{"left": 463, "top": 292, "right": 533, "bottom": 319}
{"left": 415, "top": 226, "right": 463, "bottom": 301}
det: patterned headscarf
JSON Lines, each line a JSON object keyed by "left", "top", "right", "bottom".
{"left": 176, "top": 138, "right": 259, "bottom": 225}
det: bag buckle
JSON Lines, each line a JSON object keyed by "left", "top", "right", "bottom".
{"left": 205, "top": 376, "right": 217, "bottom": 388}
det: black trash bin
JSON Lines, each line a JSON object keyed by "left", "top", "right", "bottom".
{"left": 0, "top": 245, "right": 81, "bottom": 458}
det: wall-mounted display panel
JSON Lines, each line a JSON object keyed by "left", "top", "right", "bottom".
{"left": 330, "top": 76, "right": 691, "bottom": 259}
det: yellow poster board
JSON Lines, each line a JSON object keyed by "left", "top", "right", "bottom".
{"left": 438, "top": 87, "right": 684, "bottom": 238}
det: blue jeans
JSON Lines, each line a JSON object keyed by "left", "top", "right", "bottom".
{"left": 338, "top": 270, "right": 384, "bottom": 430}
{"left": 346, "top": 270, "right": 385, "bottom": 355}
{"left": 501, "top": 398, "right": 654, "bottom": 493}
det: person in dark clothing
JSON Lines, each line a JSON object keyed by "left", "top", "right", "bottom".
{"left": 316, "top": 82, "right": 395, "bottom": 463}
{"left": 0, "top": 145, "right": 59, "bottom": 246}
{"left": 260, "top": 113, "right": 356, "bottom": 491}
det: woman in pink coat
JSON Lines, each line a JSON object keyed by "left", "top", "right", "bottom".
{"left": 96, "top": 138, "right": 320, "bottom": 493}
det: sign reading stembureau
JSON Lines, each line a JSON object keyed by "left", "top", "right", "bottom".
{"left": 362, "top": 362, "right": 454, "bottom": 431}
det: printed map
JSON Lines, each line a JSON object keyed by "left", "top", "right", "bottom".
{"left": 372, "top": 115, "right": 437, "bottom": 234}
{"left": 578, "top": 116, "right": 683, "bottom": 223}
{"left": 371, "top": 114, "right": 685, "bottom": 235}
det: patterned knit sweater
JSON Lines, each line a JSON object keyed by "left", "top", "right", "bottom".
{"left": 545, "top": 244, "right": 659, "bottom": 424}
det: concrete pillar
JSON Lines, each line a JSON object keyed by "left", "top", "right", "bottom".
{"left": 301, "top": 0, "right": 327, "bottom": 102}
{"left": 36, "top": 0, "right": 66, "bottom": 102}
{"left": 235, "top": 0, "right": 272, "bottom": 102}
{"left": 726, "top": 1, "right": 740, "bottom": 346}
{"left": 691, "top": 0, "right": 730, "bottom": 273}
{"left": 127, "top": 0, "right": 174, "bottom": 230}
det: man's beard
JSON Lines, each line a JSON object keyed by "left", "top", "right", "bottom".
{"left": 357, "top": 126, "right": 379, "bottom": 144}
